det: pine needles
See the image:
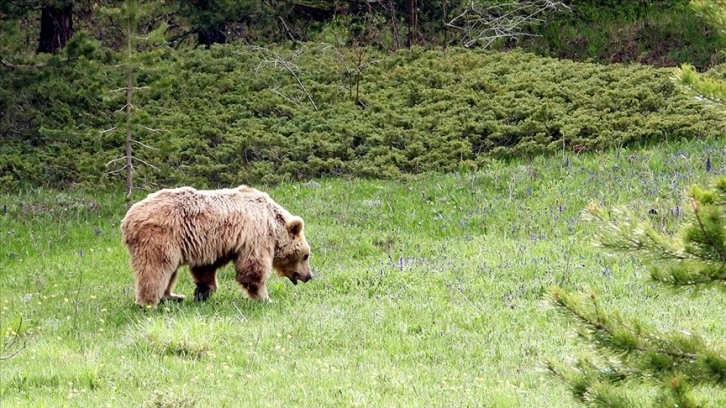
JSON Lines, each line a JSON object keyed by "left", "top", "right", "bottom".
{"left": 549, "top": 176, "right": 726, "bottom": 406}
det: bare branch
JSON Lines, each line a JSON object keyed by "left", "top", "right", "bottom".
{"left": 268, "top": 87, "right": 301, "bottom": 106}
{"left": 0, "top": 341, "right": 31, "bottom": 361}
{"left": 110, "top": 86, "right": 150, "bottom": 93}
{"left": 131, "top": 139, "right": 159, "bottom": 151}
{"left": 131, "top": 156, "right": 160, "bottom": 171}
{"left": 248, "top": 45, "right": 318, "bottom": 111}
{"left": 115, "top": 103, "right": 133, "bottom": 112}
{"left": 138, "top": 125, "right": 160, "bottom": 133}
{"left": 105, "top": 157, "right": 126, "bottom": 167}
{"left": 100, "top": 127, "right": 117, "bottom": 134}
{"left": 446, "top": 0, "right": 569, "bottom": 48}
{"left": 143, "top": 11, "right": 176, "bottom": 34}
{"left": 105, "top": 165, "right": 128, "bottom": 175}
{"left": 279, "top": 16, "right": 296, "bottom": 42}
{"left": 1, "top": 59, "right": 46, "bottom": 69}
{"left": 168, "top": 30, "right": 195, "bottom": 48}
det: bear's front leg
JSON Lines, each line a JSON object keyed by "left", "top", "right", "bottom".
{"left": 239, "top": 281, "right": 270, "bottom": 302}
{"left": 190, "top": 265, "right": 219, "bottom": 302}
{"left": 235, "top": 257, "right": 271, "bottom": 302}
{"left": 161, "top": 270, "right": 186, "bottom": 303}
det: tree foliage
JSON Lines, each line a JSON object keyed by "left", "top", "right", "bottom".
{"left": 0, "top": 1, "right": 723, "bottom": 191}
{"left": 548, "top": 3, "right": 726, "bottom": 405}
{"left": 175, "top": 0, "right": 279, "bottom": 47}
{"left": 0, "top": 0, "right": 722, "bottom": 64}
{"left": 548, "top": 177, "right": 726, "bottom": 406}
{"left": 675, "top": 1, "right": 726, "bottom": 109}
{"left": 98, "top": 0, "right": 168, "bottom": 205}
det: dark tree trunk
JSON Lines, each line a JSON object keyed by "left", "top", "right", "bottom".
{"left": 407, "top": 0, "right": 417, "bottom": 48}
{"left": 37, "top": 3, "right": 73, "bottom": 54}
{"left": 197, "top": 27, "right": 226, "bottom": 47}
{"left": 443, "top": 0, "right": 448, "bottom": 48}
{"left": 192, "top": 0, "right": 226, "bottom": 47}
{"left": 389, "top": 0, "right": 400, "bottom": 50}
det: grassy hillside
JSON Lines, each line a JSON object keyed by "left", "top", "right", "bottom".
{"left": 1, "top": 45, "right": 723, "bottom": 191}
{"left": 1, "top": 139, "right": 725, "bottom": 407}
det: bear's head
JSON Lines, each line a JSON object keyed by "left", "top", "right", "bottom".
{"left": 273, "top": 216, "right": 313, "bottom": 285}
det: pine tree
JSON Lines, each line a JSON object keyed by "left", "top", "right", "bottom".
{"left": 547, "top": 177, "right": 726, "bottom": 406}
{"left": 674, "top": 0, "right": 726, "bottom": 109}
{"left": 548, "top": 5, "right": 726, "bottom": 405}
{"left": 100, "top": 0, "right": 167, "bottom": 207}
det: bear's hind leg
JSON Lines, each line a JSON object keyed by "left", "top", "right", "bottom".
{"left": 191, "top": 265, "right": 219, "bottom": 302}
{"left": 161, "top": 270, "right": 186, "bottom": 303}
{"left": 133, "top": 252, "right": 180, "bottom": 307}
{"left": 135, "top": 267, "right": 173, "bottom": 308}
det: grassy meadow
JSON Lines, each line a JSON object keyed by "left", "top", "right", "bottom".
{"left": 2, "top": 139, "right": 726, "bottom": 407}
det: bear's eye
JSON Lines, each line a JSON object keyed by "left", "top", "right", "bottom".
{"left": 303, "top": 254, "right": 309, "bottom": 261}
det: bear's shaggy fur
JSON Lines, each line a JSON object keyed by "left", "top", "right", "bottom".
{"left": 121, "top": 185, "right": 312, "bottom": 307}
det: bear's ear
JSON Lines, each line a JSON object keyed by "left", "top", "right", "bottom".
{"left": 286, "top": 217, "right": 304, "bottom": 236}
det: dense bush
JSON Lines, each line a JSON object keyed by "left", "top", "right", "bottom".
{"left": 1, "top": 44, "right": 722, "bottom": 189}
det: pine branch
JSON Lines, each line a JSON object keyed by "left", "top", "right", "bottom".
{"left": 584, "top": 203, "right": 686, "bottom": 262}
{"left": 674, "top": 63, "right": 726, "bottom": 109}
{"left": 686, "top": 196, "right": 726, "bottom": 263}
{"left": 584, "top": 181, "right": 726, "bottom": 289}
{"left": 545, "top": 355, "right": 638, "bottom": 407}
{"left": 552, "top": 289, "right": 699, "bottom": 362}
{"left": 650, "top": 261, "right": 726, "bottom": 289}
{"left": 550, "top": 288, "right": 726, "bottom": 387}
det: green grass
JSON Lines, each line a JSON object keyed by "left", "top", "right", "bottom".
{"left": 1, "top": 138, "right": 725, "bottom": 407}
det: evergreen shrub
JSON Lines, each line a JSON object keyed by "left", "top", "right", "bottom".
{"left": 0, "top": 45, "right": 722, "bottom": 189}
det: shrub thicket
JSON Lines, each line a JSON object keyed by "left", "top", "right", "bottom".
{"left": 1, "top": 45, "right": 722, "bottom": 190}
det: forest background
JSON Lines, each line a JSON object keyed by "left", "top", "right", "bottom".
{"left": 1, "top": 0, "right": 725, "bottom": 192}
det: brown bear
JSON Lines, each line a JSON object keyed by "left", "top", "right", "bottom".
{"left": 120, "top": 185, "right": 313, "bottom": 307}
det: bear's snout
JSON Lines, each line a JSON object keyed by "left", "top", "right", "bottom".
{"left": 289, "top": 272, "right": 313, "bottom": 285}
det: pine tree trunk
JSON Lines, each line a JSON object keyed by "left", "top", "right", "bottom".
{"left": 124, "top": 16, "right": 134, "bottom": 209}
{"left": 125, "top": 68, "right": 133, "bottom": 208}
{"left": 407, "top": 0, "right": 418, "bottom": 48}
{"left": 37, "top": 3, "right": 73, "bottom": 54}
{"left": 389, "top": 0, "right": 400, "bottom": 51}
{"left": 443, "top": 0, "right": 448, "bottom": 48}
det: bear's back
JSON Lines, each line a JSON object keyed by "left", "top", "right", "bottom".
{"left": 121, "top": 185, "right": 284, "bottom": 259}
